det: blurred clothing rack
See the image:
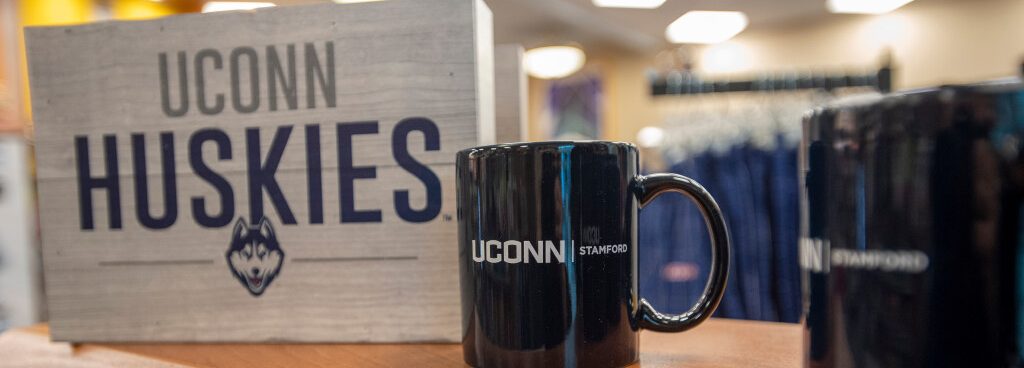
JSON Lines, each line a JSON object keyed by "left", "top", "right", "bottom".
{"left": 650, "top": 65, "right": 892, "bottom": 96}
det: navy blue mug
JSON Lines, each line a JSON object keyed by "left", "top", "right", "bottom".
{"left": 456, "top": 141, "right": 730, "bottom": 368}
{"left": 802, "top": 80, "right": 1024, "bottom": 367}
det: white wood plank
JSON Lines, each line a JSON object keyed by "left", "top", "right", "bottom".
{"left": 25, "top": 0, "right": 493, "bottom": 342}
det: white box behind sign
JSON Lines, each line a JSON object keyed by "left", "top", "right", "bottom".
{"left": 26, "top": 0, "right": 493, "bottom": 342}
{"left": 0, "top": 136, "right": 43, "bottom": 331}
{"left": 494, "top": 44, "right": 527, "bottom": 143}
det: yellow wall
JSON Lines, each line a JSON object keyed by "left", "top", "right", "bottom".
{"left": 530, "top": 0, "right": 1024, "bottom": 143}
{"left": 111, "top": 0, "right": 178, "bottom": 20}
{"left": 13, "top": 0, "right": 194, "bottom": 133}
{"left": 18, "top": 0, "right": 95, "bottom": 130}
{"left": 1, "top": 7, "right": 12, "bottom": 132}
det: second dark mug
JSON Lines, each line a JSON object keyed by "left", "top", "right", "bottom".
{"left": 456, "top": 141, "right": 731, "bottom": 368}
{"left": 802, "top": 80, "right": 1024, "bottom": 367}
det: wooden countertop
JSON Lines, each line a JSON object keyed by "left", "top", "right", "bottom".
{"left": 0, "top": 319, "right": 802, "bottom": 367}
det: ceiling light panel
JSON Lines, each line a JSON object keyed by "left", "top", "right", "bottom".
{"left": 666, "top": 11, "right": 749, "bottom": 44}
{"left": 592, "top": 0, "right": 666, "bottom": 9}
{"left": 524, "top": 46, "right": 586, "bottom": 80}
{"left": 827, "top": 0, "right": 914, "bottom": 14}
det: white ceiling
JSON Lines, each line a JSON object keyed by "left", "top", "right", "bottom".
{"left": 260, "top": 0, "right": 832, "bottom": 52}
{"left": 484, "top": 0, "right": 827, "bottom": 52}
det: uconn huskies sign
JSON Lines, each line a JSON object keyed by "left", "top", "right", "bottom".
{"left": 26, "top": 0, "right": 493, "bottom": 343}
{"left": 75, "top": 44, "right": 446, "bottom": 232}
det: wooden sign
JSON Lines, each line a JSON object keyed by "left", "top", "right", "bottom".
{"left": 25, "top": 0, "right": 493, "bottom": 342}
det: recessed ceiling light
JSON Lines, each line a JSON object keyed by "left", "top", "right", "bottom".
{"left": 636, "top": 127, "right": 665, "bottom": 148}
{"left": 827, "top": 0, "right": 914, "bottom": 14}
{"left": 202, "top": 2, "right": 275, "bottom": 13}
{"left": 592, "top": 0, "right": 666, "bottom": 9}
{"left": 666, "top": 11, "right": 749, "bottom": 44}
{"left": 524, "top": 46, "right": 586, "bottom": 80}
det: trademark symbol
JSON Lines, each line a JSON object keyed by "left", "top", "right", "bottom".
{"left": 442, "top": 214, "right": 453, "bottom": 222}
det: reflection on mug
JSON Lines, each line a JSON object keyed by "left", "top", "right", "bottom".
{"left": 802, "top": 80, "right": 1024, "bottom": 368}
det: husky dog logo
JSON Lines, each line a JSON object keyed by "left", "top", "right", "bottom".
{"left": 226, "top": 217, "right": 284, "bottom": 296}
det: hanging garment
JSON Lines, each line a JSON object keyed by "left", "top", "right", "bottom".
{"left": 640, "top": 136, "right": 801, "bottom": 322}
{"left": 742, "top": 144, "right": 779, "bottom": 322}
{"left": 768, "top": 142, "right": 801, "bottom": 323}
{"left": 640, "top": 90, "right": 844, "bottom": 323}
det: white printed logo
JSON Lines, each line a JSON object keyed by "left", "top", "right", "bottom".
{"left": 471, "top": 239, "right": 630, "bottom": 264}
{"left": 800, "top": 237, "right": 930, "bottom": 274}
{"left": 831, "top": 248, "right": 929, "bottom": 273}
{"left": 472, "top": 240, "right": 570, "bottom": 264}
{"left": 800, "top": 237, "right": 830, "bottom": 273}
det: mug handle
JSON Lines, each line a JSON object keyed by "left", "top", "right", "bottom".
{"left": 633, "top": 173, "right": 731, "bottom": 332}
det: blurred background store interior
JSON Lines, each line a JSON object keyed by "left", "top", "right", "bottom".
{"left": 1, "top": 0, "right": 1023, "bottom": 330}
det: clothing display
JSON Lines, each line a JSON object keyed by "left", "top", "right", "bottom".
{"left": 639, "top": 91, "right": 867, "bottom": 322}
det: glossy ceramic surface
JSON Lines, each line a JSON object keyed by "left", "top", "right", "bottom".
{"left": 802, "top": 80, "right": 1024, "bottom": 367}
{"left": 457, "top": 141, "right": 730, "bottom": 368}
